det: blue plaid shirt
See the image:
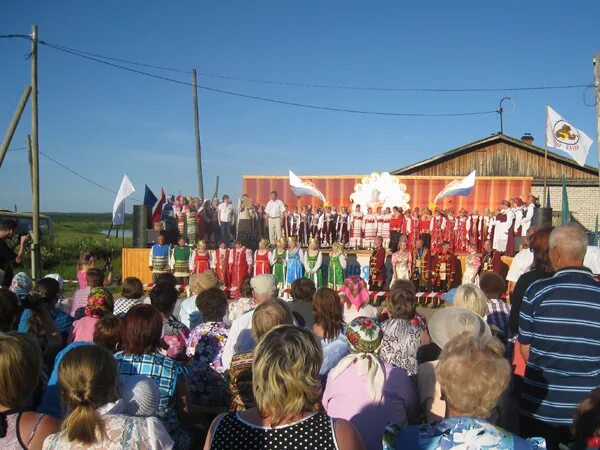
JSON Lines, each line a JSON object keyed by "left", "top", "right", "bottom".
{"left": 486, "top": 298, "right": 512, "bottom": 341}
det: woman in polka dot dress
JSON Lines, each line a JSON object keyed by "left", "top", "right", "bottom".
{"left": 204, "top": 325, "right": 365, "bottom": 450}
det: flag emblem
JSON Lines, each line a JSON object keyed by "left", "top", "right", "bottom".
{"left": 553, "top": 121, "right": 579, "bottom": 146}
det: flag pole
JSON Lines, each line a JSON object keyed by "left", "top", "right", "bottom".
{"left": 543, "top": 105, "right": 549, "bottom": 203}
{"left": 593, "top": 54, "right": 600, "bottom": 215}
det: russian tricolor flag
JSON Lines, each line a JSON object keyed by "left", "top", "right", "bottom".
{"left": 434, "top": 170, "right": 476, "bottom": 203}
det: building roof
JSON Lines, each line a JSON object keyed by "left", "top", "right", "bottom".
{"left": 391, "top": 134, "right": 598, "bottom": 177}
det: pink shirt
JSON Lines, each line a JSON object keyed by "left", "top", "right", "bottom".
{"left": 70, "top": 287, "right": 91, "bottom": 318}
{"left": 69, "top": 316, "right": 99, "bottom": 343}
{"left": 322, "top": 360, "right": 418, "bottom": 450}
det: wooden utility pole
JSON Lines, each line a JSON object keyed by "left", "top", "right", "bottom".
{"left": 594, "top": 54, "right": 600, "bottom": 205}
{"left": 192, "top": 69, "right": 204, "bottom": 200}
{"left": 30, "top": 25, "right": 41, "bottom": 280}
{"left": 27, "top": 135, "right": 33, "bottom": 192}
{"left": 0, "top": 86, "right": 31, "bottom": 168}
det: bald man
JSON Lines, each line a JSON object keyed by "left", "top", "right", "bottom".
{"left": 518, "top": 223, "right": 600, "bottom": 449}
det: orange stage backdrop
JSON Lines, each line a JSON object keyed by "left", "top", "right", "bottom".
{"left": 243, "top": 175, "right": 532, "bottom": 212}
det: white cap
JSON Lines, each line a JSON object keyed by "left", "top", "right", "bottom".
{"left": 119, "top": 374, "right": 161, "bottom": 417}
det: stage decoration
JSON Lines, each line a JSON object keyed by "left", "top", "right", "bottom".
{"left": 349, "top": 172, "right": 410, "bottom": 211}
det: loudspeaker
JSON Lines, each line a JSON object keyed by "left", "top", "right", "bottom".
{"left": 133, "top": 205, "right": 151, "bottom": 248}
{"left": 533, "top": 207, "right": 553, "bottom": 229}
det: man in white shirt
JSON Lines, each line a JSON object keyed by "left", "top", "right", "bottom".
{"left": 217, "top": 195, "right": 234, "bottom": 246}
{"left": 506, "top": 227, "right": 536, "bottom": 293}
{"left": 265, "top": 190, "right": 285, "bottom": 244}
{"left": 584, "top": 245, "right": 600, "bottom": 275}
{"left": 221, "top": 274, "right": 278, "bottom": 369}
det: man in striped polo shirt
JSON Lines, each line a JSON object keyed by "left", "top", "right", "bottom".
{"left": 518, "top": 223, "right": 600, "bottom": 450}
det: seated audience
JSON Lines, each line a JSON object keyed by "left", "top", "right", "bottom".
{"left": 186, "top": 288, "right": 230, "bottom": 409}
{"left": 9, "top": 272, "right": 33, "bottom": 302}
{"left": 451, "top": 283, "right": 487, "bottom": 318}
{"left": 311, "top": 287, "right": 349, "bottom": 381}
{"left": 228, "top": 299, "right": 294, "bottom": 412}
{"left": 114, "top": 304, "right": 191, "bottom": 449}
{"left": 0, "top": 288, "right": 19, "bottom": 332}
{"left": 289, "top": 277, "right": 317, "bottom": 328}
{"left": 69, "top": 287, "right": 113, "bottom": 343}
{"left": 93, "top": 315, "right": 122, "bottom": 352}
{"left": 571, "top": 387, "right": 600, "bottom": 450}
{"left": 386, "top": 334, "right": 545, "bottom": 449}
{"left": 119, "top": 374, "right": 162, "bottom": 418}
{"left": 113, "top": 276, "right": 144, "bottom": 317}
{"left": 177, "top": 271, "right": 221, "bottom": 330}
{"left": 227, "top": 276, "right": 255, "bottom": 323}
{"left": 0, "top": 333, "right": 59, "bottom": 450}
{"left": 323, "top": 317, "right": 418, "bottom": 450}
{"left": 205, "top": 325, "right": 365, "bottom": 450}
{"left": 339, "top": 276, "right": 378, "bottom": 324}
{"left": 417, "top": 306, "right": 491, "bottom": 422}
{"left": 69, "top": 268, "right": 105, "bottom": 319}
{"left": 150, "top": 282, "right": 190, "bottom": 361}
{"left": 379, "top": 281, "right": 430, "bottom": 377}
{"left": 43, "top": 345, "right": 173, "bottom": 449}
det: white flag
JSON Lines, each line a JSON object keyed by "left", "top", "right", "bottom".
{"left": 546, "top": 106, "right": 593, "bottom": 167}
{"left": 288, "top": 170, "right": 326, "bottom": 202}
{"left": 112, "top": 174, "right": 135, "bottom": 225}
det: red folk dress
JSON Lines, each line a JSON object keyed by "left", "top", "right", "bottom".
{"left": 192, "top": 250, "right": 211, "bottom": 274}
{"left": 254, "top": 250, "right": 271, "bottom": 276}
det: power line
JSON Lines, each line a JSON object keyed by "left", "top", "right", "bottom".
{"left": 38, "top": 41, "right": 497, "bottom": 117}
{"left": 37, "top": 39, "right": 593, "bottom": 93}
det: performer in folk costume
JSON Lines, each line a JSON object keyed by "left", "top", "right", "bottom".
{"left": 303, "top": 238, "right": 323, "bottom": 288}
{"left": 429, "top": 208, "right": 446, "bottom": 254}
{"left": 161, "top": 196, "right": 177, "bottom": 231}
{"left": 328, "top": 242, "right": 347, "bottom": 290}
{"left": 363, "top": 207, "right": 378, "bottom": 250}
{"left": 493, "top": 200, "right": 514, "bottom": 254}
{"left": 521, "top": 194, "right": 537, "bottom": 239}
{"left": 431, "top": 240, "right": 455, "bottom": 298}
{"left": 467, "top": 209, "right": 484, "bottom": 253}
{"left": 381, "top": 207, "right": 392, "bottom": 250}
{"left": 318, "top": 204, "right": 336, "bottom": 248}
{"left": 190, "top": 240, "right": 212, "bottom": 274}
{"left": 299, "top": 206, "right": 311, "bottom": 247}
{"left": 454, "top": 209, "right": 469, "bottom": 253}
{"left": 310, "top": 207, "right": 322, "bottom": 241}
{"left": 176, "top": 198, "right": 187, "bottom": 236}
{"left": 511, "top": 198, "right": 526, "bottom": 251}
{"left": 336, "top": 206, "right": 351, "bottom": 248}
{"left": 418, "top": 207, "right": 431, "bottom": 249}
{"left": 349, "top": 204, "right": 364, "bottom": 250}
{"left": 271, "top": 238, "right": 287, "bottom": 293}
{"left": 444, "top": 209, "right": 456, "bottom": 252}
{"left": 369, "top": 236, "right": 386, "bottom": 291}
{"left": 285, "top": 236, "right": 304, "bottom": 289}
{"left": 228, "top": 240, "right": 253, "bottom": 299}
{"left": 213, "top": 241, "right": 230, "bottom": 288}
{"left": 402, "top": 209, "right": 414, "bottom": 250}
{"left": 480, "top": 239, "right": 502, "bottom": 276}
{"left": 185, "top": 203, "right": 198, "bottom": 246}
{"left": 376, "top": 207, "right": 385, "bottom": 242}
{"left": 289, "top": 206, "right": 301, "bottom": 240}
{"left": 391, "top": 238, "right": 412, "bottom": 286}
{"left": 170, "top": 236, "right": 191, "bottom": 284}
{"left": 389, "top": 206, "right": 403, "bottom": 252}
{"left": 483, "top": 208, "right": 494, "bottom": 243}
{"left": 462, "top": 241, "right": 481, "bottom": 285}
{"left": 254, "top": 239, "right": 272, "bottom": 276}
{"left": 282, "top": 205, "right": 291, "bottom": 239}
{"left": 411, "top": 238, "right": 429, "bottom": 293}
{"left": 148, "top": 234, "right": 170, "bottom": 283}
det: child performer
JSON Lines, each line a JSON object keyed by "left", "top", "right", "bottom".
{"left": 303, "top": 238, "right": 323, "bottom": 289}
{"left": 213, "top": 241, "right": 230, "bottom": 289}
{"left": 391, "top": 238, "right": 411, "bottom": 286}
{"left": 229, "top": 240, "right": 253, "bottom": 299}
{"left": 169, "top": 236, "right": 191, "bottom": 284}
{"left": 462, "top": 241, "right": 481, "bottom": 285}
{"left": 271, "top": 238, "right": 287, "bottom": 294}
{"left": 431, "top": 240, "right": 455, "bottom": 305}
{"left": 190, "top": 240, "right": 212, "bottom": 274}
{"left": 285, "top": 236, "right": 304, "bottom": 289}
{"left": 327, "top": 242, "right": 347, "bottom": 290}
{"left": 254, "top": 239, "right": 272, "bottom": 276}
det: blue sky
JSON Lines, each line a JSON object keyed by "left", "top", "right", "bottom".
{"left": 1, "top": 1, "right": 599, "bottom": 212}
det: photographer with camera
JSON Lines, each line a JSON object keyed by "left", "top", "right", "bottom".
{"left": 0, "top": 219, "right": 30, "bottom": 288}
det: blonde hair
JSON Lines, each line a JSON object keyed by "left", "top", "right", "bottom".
{"left": 437, "top": 333, "right": 510, "bottom": 418}
{"left": 453, "top": 284, "right": 487, "bottom": 317}
{"left": 253, "top": 325, "right": 322, "bottom": 427}
{"left": 259, "top": 238, "right": 270, "bottom": 249}
{"left": 251, "top": 299, "right": 294, "bottom": 342}
{"left": 59, "top": 345, "right": 119, "bottom": 444}
{"left": 0, "top": 333, "right": 42, "bottom": 408}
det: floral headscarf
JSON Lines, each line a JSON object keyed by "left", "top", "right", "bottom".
{"left": 85, "top": 287, "right": 114, "bottom": 318}
{"left": 9, "top": 272, "right": 33, "bottom": 301}
{"left": 329, "top": 317, "right": 385, "bottom": 403}
{"left": 340, "top": 276, "right": 370, "bottom": 309}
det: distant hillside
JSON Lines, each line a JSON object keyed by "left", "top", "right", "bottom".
{"left": 45, "top": 212, "right": 132, "bottom": 223}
